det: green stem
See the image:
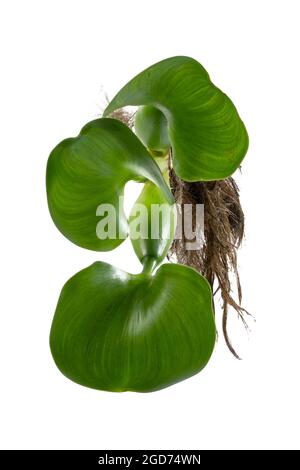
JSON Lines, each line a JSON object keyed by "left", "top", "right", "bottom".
{"left": 155, "top": 156, "right": 170, "bottom": 185}
{"left": 142, "top": 256, "right": 157, "bottom": 275}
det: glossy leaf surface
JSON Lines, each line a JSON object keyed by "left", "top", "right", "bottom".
{"left": 134, "top": 105, "right": 170, "bottom": 157}
{"left": 50, "top": 261, "right": 216, "bottom": 392}
{"left": 104, "top": 56, "right": 248, "bottom": 181}
{"left": 46, "top": 118, "right": 173, "bottom": 251}
{"left": 129, "top": 182, "right": 176, "bottom": 267}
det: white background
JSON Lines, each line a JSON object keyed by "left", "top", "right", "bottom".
{"left": 1, "top": 0, "right": 299, "bottom": 450}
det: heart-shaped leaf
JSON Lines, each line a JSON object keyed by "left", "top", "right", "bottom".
{"left": 104, "top": 56, "right": 249, "bottom": 181}
{"left": 50, "top": 261, "right": 216, "bottom": 392}
{"left": 46, "top": 118, "right": 173, "bottom": 251}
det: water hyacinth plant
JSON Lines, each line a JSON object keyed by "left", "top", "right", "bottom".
{"left": 46, "top": 56, "right": 249, "bottom": 392}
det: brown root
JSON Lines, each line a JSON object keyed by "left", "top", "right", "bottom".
{"left": 108, "top": 108, "right": 135, "bottom": 129}
{"left": 168, "top": 157, "right": 250, "bottom": 359}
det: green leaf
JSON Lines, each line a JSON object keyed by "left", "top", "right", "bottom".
{"left": 129, "top": 181, "right": 176, "bottom": 268}
{"left": 134, "top": 105, "right": 170, "bottom": 157}
{"left": 104, "top": 56, "right": 249, "bottom": 181}
{"left": 50, "top": 261, "right": 216, "bottom": 392}
{"left": 46, "top": 118, "right": 173, "bottom": 251}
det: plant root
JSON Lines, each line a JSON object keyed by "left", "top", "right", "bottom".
{"left": 108, "top": 108, "right": 135, "bottom": 129}
{"left": 168, "top": 157, "right": 250, "bottom": 359}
